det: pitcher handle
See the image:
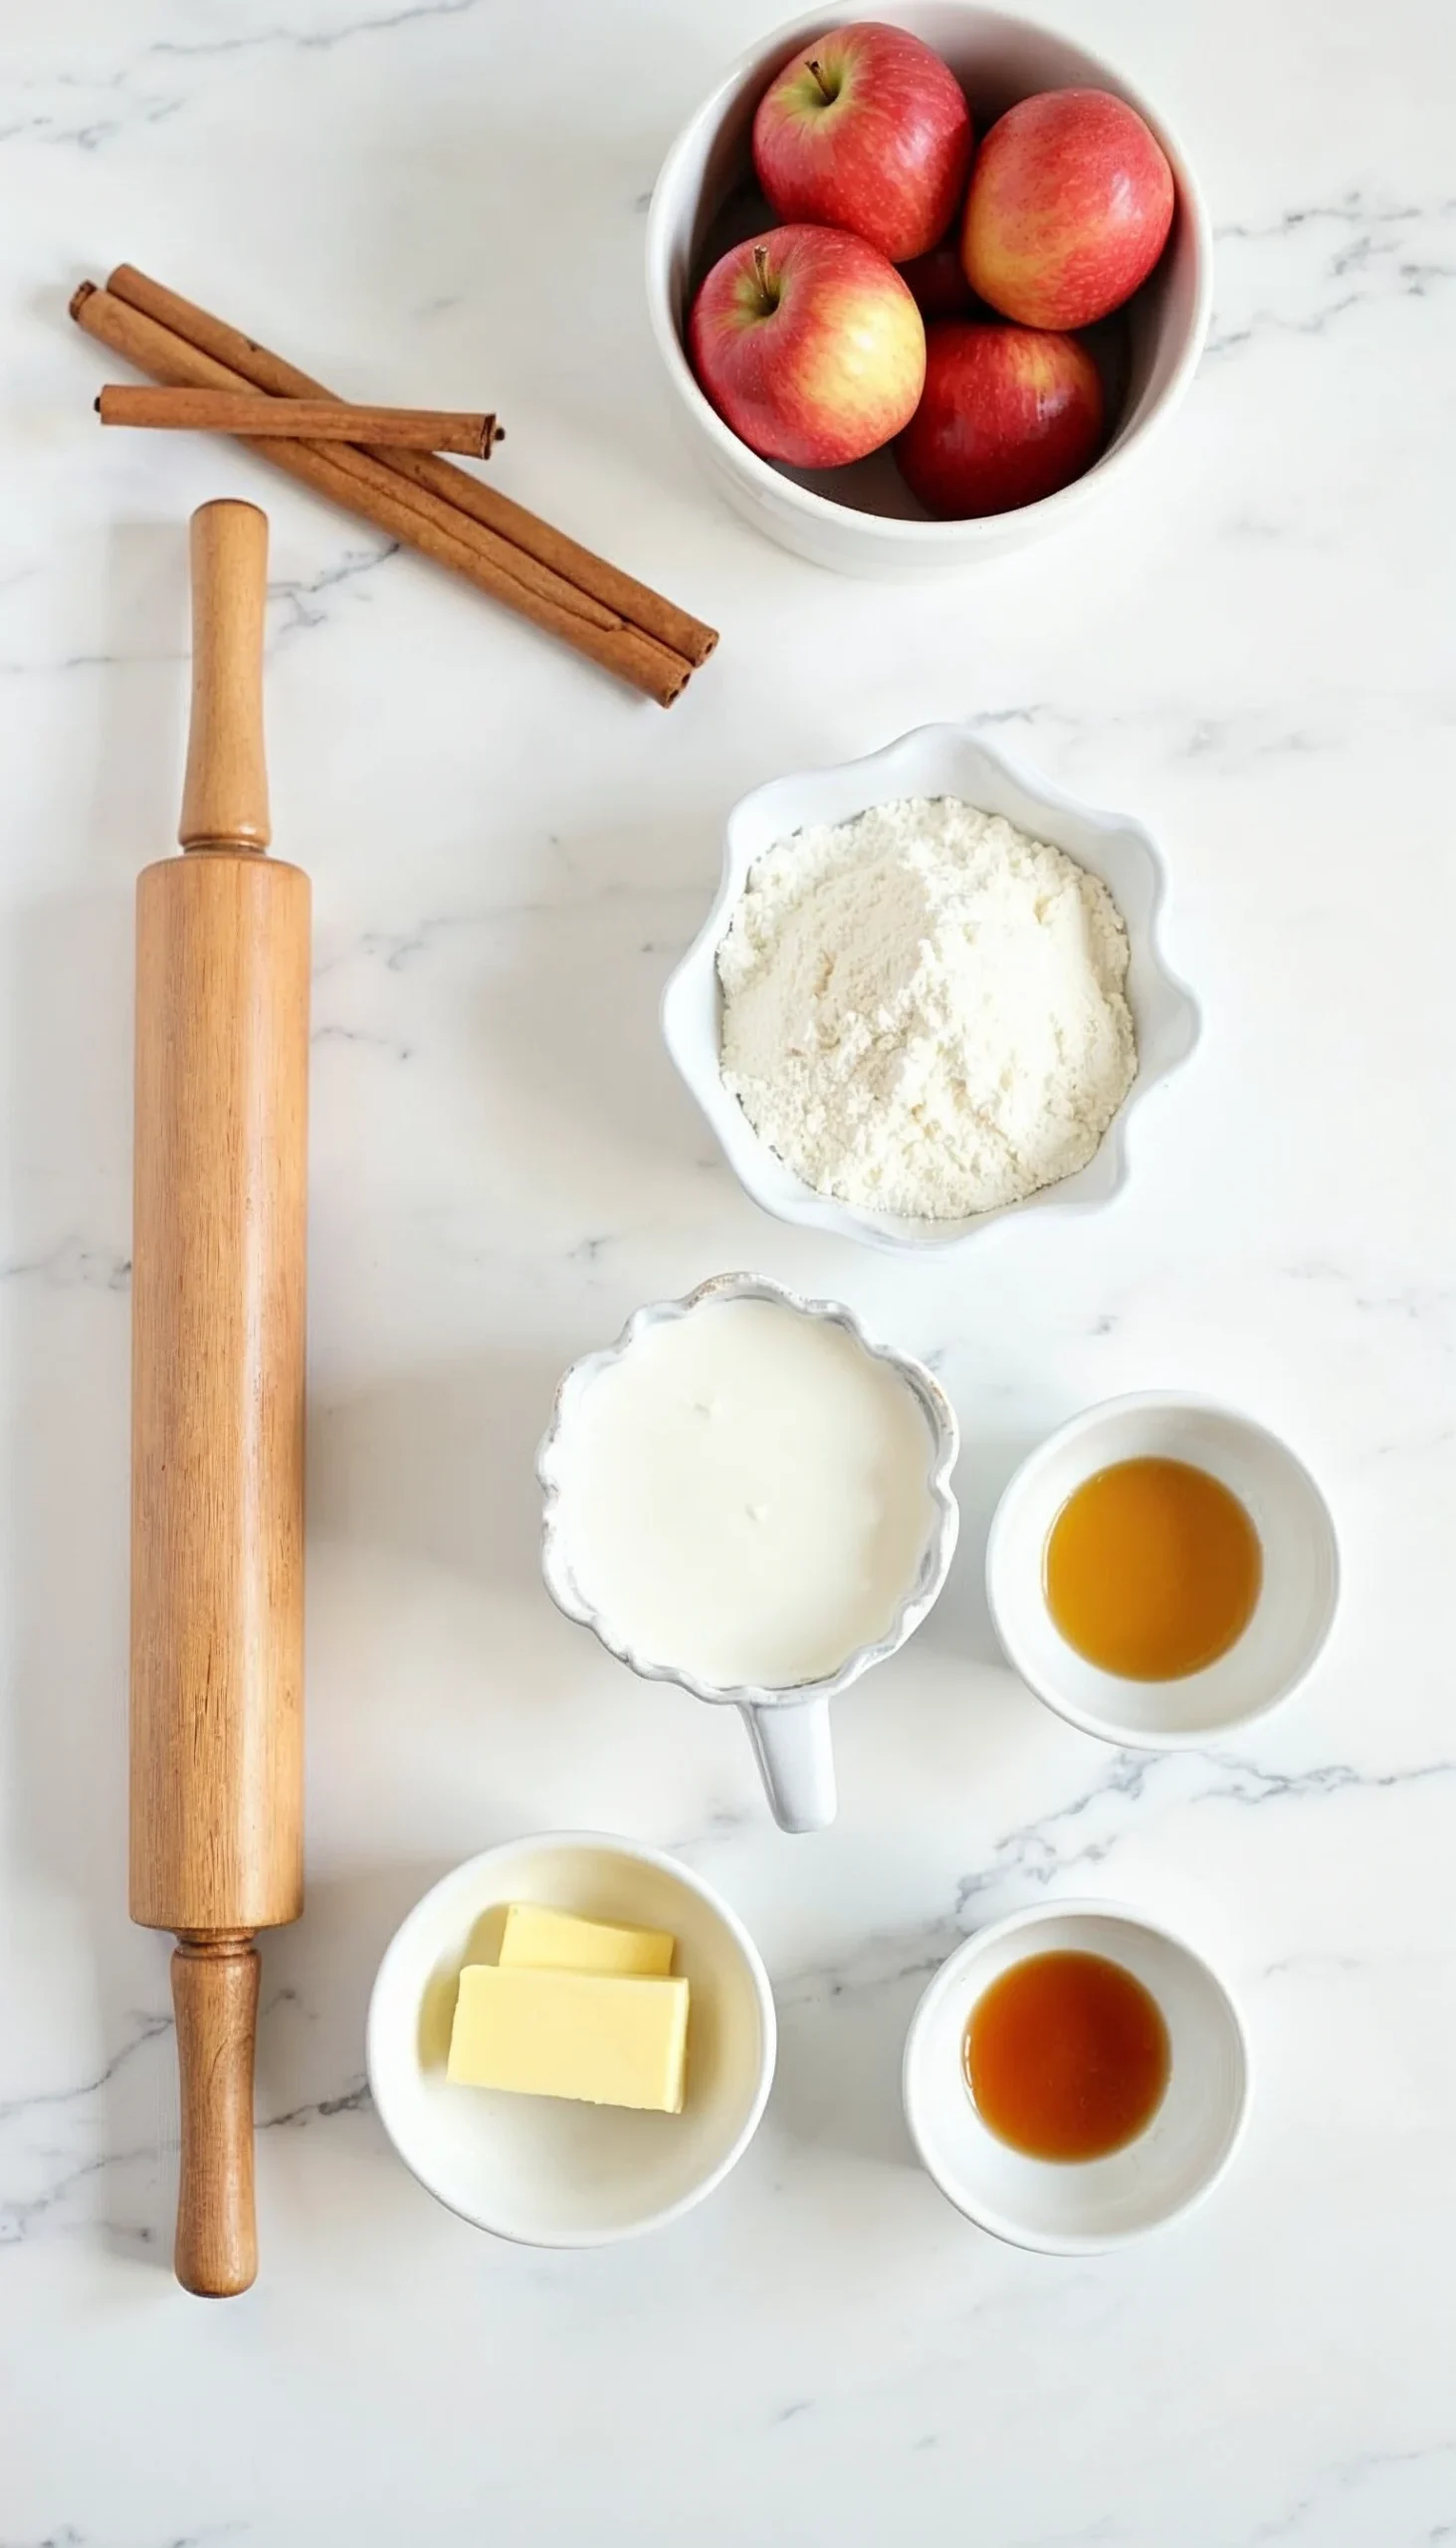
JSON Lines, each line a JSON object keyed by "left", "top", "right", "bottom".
{"left": 741, "top": 1696, "right": 837, "bottom": 1833}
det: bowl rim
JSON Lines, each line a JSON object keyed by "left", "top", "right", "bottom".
{"left": 902, "top": 1895, "right": 1252, "bottom": 2251}
{"left": 536, "top": 1270, "right": 961, "bottom": 1708}
{"left": 644, "top": 0, "right": 1215, "bottom": 547}
{"left": 365, "top": 1829, "right": 779, "bottom": 2248}
{"left": 984, "top": 1388, "right": 1343, "bottom": 1747}
{"left": 661, "top": 720, "right": 1201, "bottom": 1254}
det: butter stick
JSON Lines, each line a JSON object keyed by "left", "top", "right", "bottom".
{"left": 498, "top": 1902, "right": 675, "bottom": 1977}
{"left": 447, "top": 1964, "right": 690, "bottom": 2112}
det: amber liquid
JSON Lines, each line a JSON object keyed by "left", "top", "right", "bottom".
{"left": 965, "top": 1950, "right": 1171, "bottom": 2162}
{"left": 1044, "top": 1455, "right": 1262, "bottom": 1680}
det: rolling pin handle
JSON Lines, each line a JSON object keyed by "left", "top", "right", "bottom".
{"left": 171, "top": 1934, "right": 261, "bottom": 2297}
{"left": 178, "top": 498, "right": 271, "bottom": 853}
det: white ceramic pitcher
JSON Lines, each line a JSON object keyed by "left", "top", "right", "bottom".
{"left": 537, "top": 1274, "right": 959, "bottom": 1833}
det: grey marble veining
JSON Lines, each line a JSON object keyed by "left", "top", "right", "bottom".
{"left": 3, "top": 0, "right": 1455, "bottom": 2541}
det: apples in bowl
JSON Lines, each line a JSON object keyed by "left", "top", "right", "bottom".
{"left": 690, "top": 225, "right": 926, "bottom": 470}
{"left": 962, "top": 87, "right": 1175, "bottom": 330}
{"left": 752, "top": 21, "right": 973, "bottom": 262}
{"left": 645, "top": 6, "right": 1211, "bottom": 575}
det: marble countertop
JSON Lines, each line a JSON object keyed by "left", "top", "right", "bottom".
{"left": 3, "top": 0, "right": 1453, "bottom": 2539}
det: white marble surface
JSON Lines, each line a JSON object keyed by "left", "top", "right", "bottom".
{"left": 3, "top": 0, "right": 1454, "bottom": 2538}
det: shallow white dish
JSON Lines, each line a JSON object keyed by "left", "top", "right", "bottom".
{"left": 366, "top": 1834, "right": 776, "bottom": 2247}
{"left": 538, "top": 1273, "right": 959, "bottom": 1832}
{"left": 645, "top": 3, "right": 1212, "bottom": 578}
{"left": 662, "top": 723, "right": 1199, "bottom": 1254}
{"left": 986, "top": 1392, "right": 1340, "bottom": 1745}
{"left": 903, "top": 1900, "right": 1249, "bottom": 2251}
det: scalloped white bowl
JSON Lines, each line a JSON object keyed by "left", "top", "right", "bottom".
{"left": 662, "top": 723, "right": 1199, "bottom": 1254}
{"left": 538, "top": 1273, "right": 959, "bottom": 1832}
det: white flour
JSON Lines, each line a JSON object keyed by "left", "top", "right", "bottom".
{"left": 718, "top": 796, "right": 1137, "bottom": 1219}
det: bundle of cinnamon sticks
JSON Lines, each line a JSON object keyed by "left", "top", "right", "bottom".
{"left": 71, "top": 267, "right": 717, "bottom": 707}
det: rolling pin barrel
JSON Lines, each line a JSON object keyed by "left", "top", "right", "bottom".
{"left": 129, "top": 500, "right": 309, "bottom": 2296}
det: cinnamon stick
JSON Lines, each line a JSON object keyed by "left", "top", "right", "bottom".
{"left": 105, "top": 265, "right": 718, "bottom": 672}
{"left": 70, "top": 284, "right": 696, "bottom": 707}
{"left": 98, "top": 384, "right": 502, "bottom": 457}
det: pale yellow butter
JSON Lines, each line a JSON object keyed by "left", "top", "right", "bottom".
{"left": 447, "top": 1963, "right": 690, "bottom": 2112}
{"left": 498, "top": 1902, "right": 674, "bottom": 1978}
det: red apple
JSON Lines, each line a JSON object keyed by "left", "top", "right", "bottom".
{"left": 894, "top": 321, "right": 1104, "bottom": 518}
{"left": 752, "top": 22, "right": 971, "bottom": 264}
{"left": 899, "top": 237, "right": 977, "bottom": 320}
{"left": 962, "top": 89, "right": 1174, "bottom": 329}
{"left": 689, "top": 224, "right": 926, "bottom": 470}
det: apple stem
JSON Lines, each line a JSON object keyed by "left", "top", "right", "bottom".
{"left": 806, "top": 56, "right": 835, "bottom": 103}
{"left": 752, "top": 243, "right": 777, "bottom": 313}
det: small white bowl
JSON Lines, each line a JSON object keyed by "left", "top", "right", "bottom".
{"left": 645, "top": 4, "right": 1212, "bottom": 577}
{"left": 366, "top": 1834, "right": 776, "bottom": 2247}
{"left": 538, "top": 1274, "right": 959, "bottom": 1832}
{"left": 986, "top": 1392, "right": 1340, "bottom": 1746}
{"left": 903, "top": 1901, "right": 1250, "bottom": 2251}
{"left": 662, "top": 723, "right": 1198, "bottom": 1255}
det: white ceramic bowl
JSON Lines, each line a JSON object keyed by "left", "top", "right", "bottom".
{"left": 986, "top": 1392, "right": 1341, "bottom": 1746}
{"left": 538, "top": 1273, "right": 959, "bottom": 1832}
{"left": 645, "top": 4, "right": 1212, "bottom": 577}
{"left": 366, "top": 1834, "right": 776, "bottom": 2247}
{"left": 904, "top": 1900, "right": 1249, "bottom": 2250}
{"left": 662, "top": 723, "right": 1199, "bottom": 1254}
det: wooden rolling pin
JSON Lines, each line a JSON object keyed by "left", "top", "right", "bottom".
{"left": 130, "top": 499, "right": 309, "bottom": 2297}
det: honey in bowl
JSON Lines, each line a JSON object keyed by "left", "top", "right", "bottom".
{"left": 1044, "top": 1455, "right": 1262, "bottom": 1680}
{"left": 964, "top": 1950, "right": 1170, "bottom": 2162}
